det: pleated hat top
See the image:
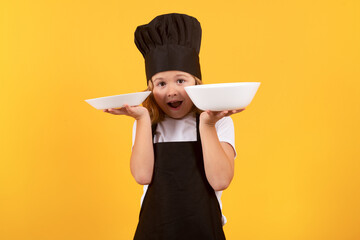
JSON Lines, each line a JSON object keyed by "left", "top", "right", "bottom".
{"left": 134, "top": 13, "right": 202, "bottom": 83}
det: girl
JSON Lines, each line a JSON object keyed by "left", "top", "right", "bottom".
{"left": 104, "top": 13, "right": 244, "bottom": 240}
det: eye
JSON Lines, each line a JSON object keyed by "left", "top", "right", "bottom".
{"left": 177, "top": 79, "right": 185, "bottom": 84}
{"left": 157, "top": 81, "right": 166, "bottom": 87}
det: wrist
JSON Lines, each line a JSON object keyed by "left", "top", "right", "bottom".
{"left": 200, "top": 116, "right": 217, "bottom": 128}
{"left": 136, "top": 111, "right": 150, "bottom": 122}
{"left": 200, "top": 111, "right": 221, "bottom": 127}
{"left": 136, "top": 114, "right": 149, "bottom": 122}
{"left": 135, "top": 108, "right": 150, "bottom": 121}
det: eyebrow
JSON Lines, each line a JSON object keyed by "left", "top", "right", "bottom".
{"left": 153, "top": 77, "right": 164, "bottom": 83}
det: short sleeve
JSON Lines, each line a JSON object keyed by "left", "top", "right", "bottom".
{"left": 132, "top": 120, "right": 137, "bottom": 148}
{"left": 215, "top": 116, "right": 236, "bottom": 158}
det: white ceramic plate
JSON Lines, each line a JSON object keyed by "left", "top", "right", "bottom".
{"left": 184, "top": 82, "right": 260, "bottom": 111}
{"left": 85, "top": 91, "right": 151, "bottom": 110}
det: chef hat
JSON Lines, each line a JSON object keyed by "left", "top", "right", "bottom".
{"left": 134, "top": 13, "right": 202, "bottom": 83}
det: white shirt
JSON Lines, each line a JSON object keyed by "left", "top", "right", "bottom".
{"left": 132, "top": 113, "right": 236, "bottom": 225}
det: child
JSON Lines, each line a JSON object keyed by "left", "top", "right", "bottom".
{"left": 104, "top": 13, "right": 245, "bottom": 240}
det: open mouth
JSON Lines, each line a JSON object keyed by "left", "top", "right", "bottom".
{"left": 167, "top": 101, "right": 183, "bottom": 109}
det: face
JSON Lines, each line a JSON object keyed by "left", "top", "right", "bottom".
{"left": 151, "top": 70, "right": 196, "bottom": 119}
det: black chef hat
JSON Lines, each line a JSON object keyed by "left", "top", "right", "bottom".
{"left": 134, "top": 13, "right": 202, "bottom": 83}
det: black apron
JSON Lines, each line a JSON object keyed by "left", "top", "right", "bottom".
{"left": 134, "top": 114, "right": 226, "bottom": 240}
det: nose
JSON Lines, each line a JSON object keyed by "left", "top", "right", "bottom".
{"left": 167, "top": 85, "right": 178, "bottom": 97}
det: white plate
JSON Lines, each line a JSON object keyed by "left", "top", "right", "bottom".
{"left": 184, "top": 82, "right": 260, "bottom": 111}
{"left": 85, "top": 91, "right": 151, "bottom": 110}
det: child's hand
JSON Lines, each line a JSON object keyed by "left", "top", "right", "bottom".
{"left": 103, "top": 104, "right": 149, "bottom": 120}
{"left": 200, "top": 108, "right": 245, "bottom": 126}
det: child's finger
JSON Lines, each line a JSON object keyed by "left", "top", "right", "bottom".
{"left": 224, "top": 108, "right": 245, "bottom": 116}
{"left": 124, "top": 104, "right": 133, "bottom": 114}
{"left": 108, "top": 108, "right": 125, "bottom": 115}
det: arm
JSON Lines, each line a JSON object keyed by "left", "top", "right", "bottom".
{"left": 199, "top": 109, "right": 244, "bottom": 191}
{"left": 130, "top": 114, "right": 154, "bottom": 185}
{"left": 103, "top": 105, "right": 154, "bottom": 185}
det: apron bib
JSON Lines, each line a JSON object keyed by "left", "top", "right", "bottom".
{"left": 134, "top": 114, "right": 226, "bottom": 240}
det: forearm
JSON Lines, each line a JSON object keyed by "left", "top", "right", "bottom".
{"left": 130, "top": 115, "right": 154, "bottom": 185}
{"left": 200, "top": 123, "right": 234, "bottom": 191}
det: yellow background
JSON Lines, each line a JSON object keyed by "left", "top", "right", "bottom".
{"left": 1, "top": 0, "right": 359, "bottom": 239}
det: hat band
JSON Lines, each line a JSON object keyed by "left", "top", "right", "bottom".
{"left": 145, "top": 44, "right": 201, "bottom": 82}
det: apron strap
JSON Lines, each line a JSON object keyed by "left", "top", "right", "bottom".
{"left": 195, "top": 113, "right": 200, "bottom": 142}
{"left": 151, "top": 122, "right": 157, "bottom": 144}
